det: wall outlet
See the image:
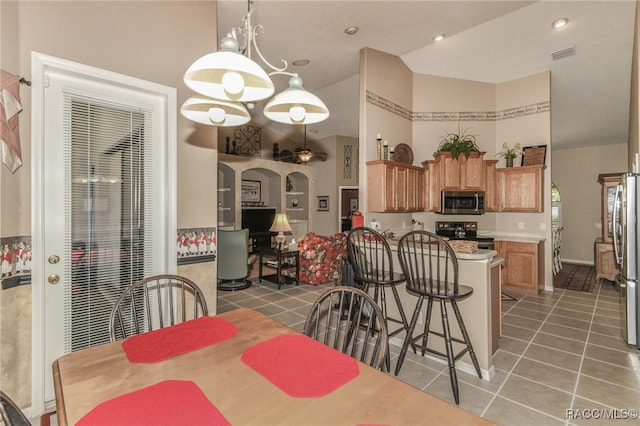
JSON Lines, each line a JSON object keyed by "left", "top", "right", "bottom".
{"left": 540, "top": 222, "right": 546, "bottom": 231}
{"left": 518, "top": 222, "right": 524, "bottom": 230}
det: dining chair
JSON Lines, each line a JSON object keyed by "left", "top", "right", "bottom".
{"left": 109, "top": 274, "right": 209, "bottom": 341}
{"left": 394, "top": 231, "right": 482, "bottom": 405}
{"left": 303, "top": 286, "right": 389, "bottom": 370}
{"left": 346, "top": 227, "right": 412, "bottom": 371}
{"left": 552, "top": 226, "right": 564, "bottom": 275}
{"left": 0, "top": 391, "right": 31, "bottom": 426}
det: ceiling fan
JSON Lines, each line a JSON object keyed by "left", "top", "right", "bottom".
{"left": 277, "top": 126, "right": 328, "bottom": 163}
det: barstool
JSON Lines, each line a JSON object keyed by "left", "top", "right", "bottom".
{"left": 346, "top": 227, "right": 413, "bottom": 371}
{"left": 394, "top": 230, "right": 481, "bottom": 405}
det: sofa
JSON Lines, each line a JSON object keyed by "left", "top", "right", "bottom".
{"left": 297, "top": 232, "right": 347, "bottom": 285}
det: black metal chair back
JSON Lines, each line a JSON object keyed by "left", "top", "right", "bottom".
{"left": 347, "top": 227, "right": 396, "bottom": 285}
{"left": 109, "top": 274, "right": 208, "bottom": 341}
{"left": 303, "top": 286, "right": 388, "bottom": 370}
{"left": 397, "top": 231, "right": 459, "bottom": 297}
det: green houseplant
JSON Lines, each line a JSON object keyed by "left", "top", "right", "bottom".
{"left": 437, "top": 125, "right": 480, "bottom": 160}
{"left": 496, "top": 142, "right": 522, "bottom": 167}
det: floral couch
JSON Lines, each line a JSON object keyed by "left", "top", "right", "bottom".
{"left": 297, "top": 232, "right": 347, "bottom": 285}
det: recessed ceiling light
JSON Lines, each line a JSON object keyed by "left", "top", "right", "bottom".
{"left": 552, "top": 18, "right": 569, "bottom": 29}
{"left": 433, "top": 34, "right": 445, "bottom": 42}
{"left": 344, "top": 26, "right": 359, "bottom": 36}
{"left": 292, "top": 59, "right": 310, "bottom": 67}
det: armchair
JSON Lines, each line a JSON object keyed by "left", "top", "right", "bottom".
{"left": 217, "top": 229, "right": 256, "bottom": 291}
{"left": 297, "top": 232, "right": 347, "bottom": 285}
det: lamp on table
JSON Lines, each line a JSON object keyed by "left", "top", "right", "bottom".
{"left": 270, "top": 213, "right": 292, "bottom": 251}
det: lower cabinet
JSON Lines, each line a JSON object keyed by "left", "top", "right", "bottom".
{"left": 594, "top": 238, "right": 619, "bottom": 282}
{"left": 496, "top": 240, "right": 544, "bottom": 294}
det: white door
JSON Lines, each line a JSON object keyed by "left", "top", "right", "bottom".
{"left": 31, "top": 53, "right": 176, "bottom": 411}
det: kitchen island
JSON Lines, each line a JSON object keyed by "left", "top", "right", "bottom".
{"left": 384, "top": 242, "right": 502, "bottom": 380}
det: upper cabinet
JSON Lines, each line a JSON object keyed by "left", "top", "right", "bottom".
{"left": 366, "top": 160, "right": 425, "bottom": 212}
{"left": 366, "top": 154, "right": 543, "bottom": 214}
{"left": 432, "top": 151, "right": 486, "bottom": 190}
{"left": 496, "top": 165, "right": 544, "bottom": 212}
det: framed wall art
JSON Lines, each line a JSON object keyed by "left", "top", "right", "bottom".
{"left": 317, "top": 195, "right": 329, "bottom": 211}
{"left": 234, "top": 125, "right": 262, "bottom": 157}
{"left": 241, "top": 180, "right": 261, "bottom": 202}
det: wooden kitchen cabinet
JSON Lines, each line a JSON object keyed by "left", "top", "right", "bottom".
{"left": 594, "top": 238, "right": 619, "bottom": 282}
{"left": 484, "top": 160, "right": 498, "bottom": 212}
{"left": 366, "top": 160, "right": 425, "bottom": 212}
{"left": 496, "top": 240, "right": 544, "bottom": 294}
{"left": 434, "top": 151, "right": 485, "bottom": 190}
{"left": 497, "top": 164, "right": 544, "bottom": 212}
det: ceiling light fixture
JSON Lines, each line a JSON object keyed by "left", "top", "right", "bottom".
{"left": 552, "top": 18, "right": 569, "bottom": 29}
{"left": 181, "top": 0, "right": 329, "bottom": 127}
{"left": 433, "top": 34, "right": 445, "bottom": 42}
{"left": 344, "top": 26, "right": 359, "bottom": 36}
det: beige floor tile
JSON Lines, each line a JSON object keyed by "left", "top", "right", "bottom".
{"left": 501, "top": 323, "right": 537, "bottom": 341}
{"left": 555, "top": 300, "right": 596, "bottom": 313}
{"left": 552, "top": 307, "right": 593, "bottom": 322}
{"left": 581, "top": 357, "right": 640, "bottom": 390}
{"left": 423, "top": 374, "right": 494, "bottom": 416}
{"left": 539, "top": 322, "right": 589, "bottom": 341}
{"left": 498, "top": 375, "right": 573, "bottom": 420}
{"left": 502, "top": 313, "right": 544, "bottom": 331}
{"left": 585, "top": 344, "right": 640, "bottom": 369}
{"left": 516, "top": 300, "right": 556, "bottom": 313}
{"left": 508, "top": 307, "right": 550, "bottom": 321}
{"left": 568, "top": 396, "right": 640, "bottom": 425}
{"left": 591, "top": 314, "right": 623, "bottom": 328}
{"left": 523, "top": 343, "right": 582, "bottom": 372}
{"left": 511, "top": 357, "right": 578, "bottom": 392}
{"left": 576, "top": 375, "right": 640, "bottom": 410}
{"left": 587, "top": 331, "right": 634, "bottom": 352}
{"left": 546, "top": 314, "right": 592, "bottom": 330}
{"left": 532, "top": 332, "right": 586, "bottom": 355}
{"left": 497, "top": 336, "right": 530, "bottom": 356}
{"left": 492, "top": 349, "right": 521, "bottom": 372}
{"left": 589, "top": 322, "right": 622, "bottom": 336}
{"left": 483, "top": 396, "right": 566, "bottom": 426}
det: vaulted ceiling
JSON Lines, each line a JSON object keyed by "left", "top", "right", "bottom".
{"left": 217, "top": 1, "right": 636, "bottom": 151}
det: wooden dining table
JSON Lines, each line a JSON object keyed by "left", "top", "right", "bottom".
{"left": 52, "top": 307, "right": 495, "bottom": 425}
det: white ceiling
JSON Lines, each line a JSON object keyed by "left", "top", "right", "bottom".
{"left": 217, "top": 0, "right": 637, "bottom": 150}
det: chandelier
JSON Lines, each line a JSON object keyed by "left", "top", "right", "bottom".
{"left": 181, "top": 0, "right": 330, "bottom": 127}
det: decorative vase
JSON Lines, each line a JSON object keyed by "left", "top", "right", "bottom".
{"left": 506, "top": 157, "right": 514, "bottom": 167}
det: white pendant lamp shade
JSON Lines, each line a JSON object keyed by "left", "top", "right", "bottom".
{"left": 263, "top": 75, "right": 330, "bottom": 125}
{"left": 180, "top": 95, "right": 250, "bottom": 127}
{"left": 183, "top": 36, "right": 275, "bottom": 102}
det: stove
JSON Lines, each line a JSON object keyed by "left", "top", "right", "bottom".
{"left": 435, "top": 221, "right": 495, "bottom": 249}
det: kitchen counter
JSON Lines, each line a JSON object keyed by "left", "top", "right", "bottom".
{"left": 383, "top": 243, "right": 499, "bottom": 380}
{"left": 477, "top": 231, "right": 546, "bottom": 243}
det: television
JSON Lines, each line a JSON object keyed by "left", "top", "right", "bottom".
{"left": 241, "top": 208, "right": 276, "bottom": 251}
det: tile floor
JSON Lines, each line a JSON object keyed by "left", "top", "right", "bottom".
{"left": 217, "top": 279, "right": 640, "bottom": 426}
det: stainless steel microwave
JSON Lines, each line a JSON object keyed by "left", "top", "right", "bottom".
{"left": 440, "top": 190, "right": 485, "bottom": 215}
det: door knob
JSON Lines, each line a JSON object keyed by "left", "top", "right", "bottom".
{"left": 48, "top": 274, "right": 60, "bottom": 285}
{"left": 48, "top": 255, "right": 60, "bottom": 264}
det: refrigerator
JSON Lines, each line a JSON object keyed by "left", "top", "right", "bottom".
{"left": 613, "top": 173, "right": 640, "bottom": 348}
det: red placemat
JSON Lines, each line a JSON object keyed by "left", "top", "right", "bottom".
{"left": 241, "top": 334, "right": 360, "bottom": 398}
{"left": 122, "top": 316, "right": 238, "bottom": 363}
{"left": 76, "top": 380, "right": 230, "bottom": 426}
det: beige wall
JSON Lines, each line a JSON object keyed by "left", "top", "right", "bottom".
{"left": 629, "top": 0, "right": 639, "bottom": 167}
{"left": 0, "top": 0, "right": 218, "bottom": 409}
{"left": 359, "top": 47, "right": 414, "bottom": 231}
{"left": 552, "top": 143, "right": 628, "bottom": 263}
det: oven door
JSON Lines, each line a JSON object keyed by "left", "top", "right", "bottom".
{"left": 440, "top": 191, "right": 485, "bottom": 215}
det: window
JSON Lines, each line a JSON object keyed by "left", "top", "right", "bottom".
{"left": 551, "top": 182, "right": 562, "bottom": 228}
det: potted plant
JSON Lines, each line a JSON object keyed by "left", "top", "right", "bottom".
{"left": 496, "top": 142, "right": 522, "bottom": 167}
{"left": 436, "top": 125, "right": 480, "bottom": 160}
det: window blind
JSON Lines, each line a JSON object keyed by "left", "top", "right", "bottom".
{"left": 62, "top": 93, "right": 154, "bottom": 351}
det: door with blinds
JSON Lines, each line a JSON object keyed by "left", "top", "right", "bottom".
{"left": 32, "top": 53, "right": 176, "bottom": 408}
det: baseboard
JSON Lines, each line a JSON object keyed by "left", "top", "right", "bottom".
{"left": 560, "top": 258, "right": 594, "bottom": 266}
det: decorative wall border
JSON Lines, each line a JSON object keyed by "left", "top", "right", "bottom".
{"left": 366, "top": 90, "right": 550, "bottom": 122}
{"left": 1, "top": 235, "right": 31, "bottom": 290}
{"left": 177, "top": 227, "right": 216, "bottom": 265}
